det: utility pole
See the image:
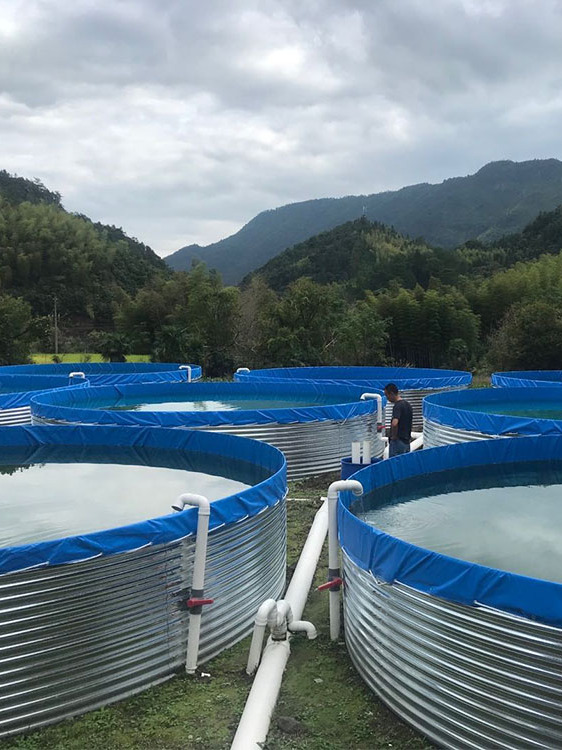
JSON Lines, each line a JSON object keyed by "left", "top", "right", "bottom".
{"left": 53, "top": 295, "right": 59, "bottom": 355}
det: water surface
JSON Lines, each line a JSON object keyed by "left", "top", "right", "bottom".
{"left": 0, "top": 445, "right": 260, "bottom": 547}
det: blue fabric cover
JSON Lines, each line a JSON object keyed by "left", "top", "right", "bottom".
{"left": 0, "top": 362, "right": 202, "bottom": 386}
{"left": 339, "top": 436, "right": 562, "bottom": 626}
{"left": 0, "top": 424, "right": 286, "bottom": 574}
{"left": 0, "top": 376, "right": 90, "bottom": 410}
{"left": 424, "top": 387, "right": 562, "bottom": 436}
{"left": 492, "top": 371, "right": 562, "bottom": 388}
{"left": 234, "top": 366, "right": 471, "bottom": 390}
{"left": 30, "top": 380, "right": 382, "bottom": 427}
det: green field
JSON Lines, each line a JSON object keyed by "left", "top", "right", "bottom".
{"left": 2, "top": 476, "right": 432, "bottom": 750}
{"left": 31, "top": 353, "right": 151, "bottom": 364}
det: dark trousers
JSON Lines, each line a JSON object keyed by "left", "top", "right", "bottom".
{"left": 389, "top": 439, "right": 410, "bottom": 458}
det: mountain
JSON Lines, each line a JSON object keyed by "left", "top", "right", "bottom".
{"left": 166, "top": 158, "right": 562, "bottom": 284}
{"left": 0, "top": 170, "right": 168, "bottom": 321}
{"left": 249, "top": 204, "right": 562, "bottom": 294}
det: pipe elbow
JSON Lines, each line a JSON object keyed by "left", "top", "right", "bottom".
{"left": 172, "top": 493, "right": 211, "bottom": 514}
{"left": 288, "top": 620, "right": 317, "bottom": 640}
{"left": 327, "top": 479, "right": 363, "bottom": 499}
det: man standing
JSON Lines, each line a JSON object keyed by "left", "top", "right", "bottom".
{"left": 384, "top": 383, "right": 413, "bottom": 458}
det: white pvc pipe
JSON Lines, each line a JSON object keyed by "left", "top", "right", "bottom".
{"left": 236, "top": 367, "right": 250, "bottom": 374}
{"left": 179, "top": 365, "right": 192, "bottom": 382}
{"left": 360, "top": 392, "right": 383, "bottom": 426}
{"left": 231, "top": 500, "right": 329, "bottom": 750}
{"left": 410, "top": 434, "right": 424, "bottom": 451}
{"left": 327, "top": 480, "right": 363, "bottom": 641}
{"left": 68, "top": 371, "right": 86, "bottom": 382}
{"left": 247, "top": 599, "right": 278, "bottom": 675}
{"left": 172, "top": 493, "right": 211, "bottom": 674}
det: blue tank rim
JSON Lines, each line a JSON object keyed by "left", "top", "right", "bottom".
{"left": 29, "top": 380, "right": 384, "bottom": 427}
{"left": 0, "top": 362, "right": 202, "bottom": 388}
{"left": 234, "top": 366, "right": 472, "bottom": 390}
{"left": 492, "top": 370, "right": 562, "bottom": 387}
{"left": 0, "top": 424, "right": 287, "bottom": 575}
{"left": 423, "top": 386, "right": 562, "bottom": 436}
{"left": 340, "top": 436, "right": 562, "bottom": 627}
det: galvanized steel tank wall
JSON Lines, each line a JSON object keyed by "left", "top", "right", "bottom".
{"left": 0, "top": 498, "right": 286, "bottom": 738}
{"left": 343, "top": 553, "right": 562, "bottom": 749}
{"left": 201, "top": 415, "right": 382, "bottom": 480}
{"left": 423, "top": 416, "right": 501, "bottom": 447}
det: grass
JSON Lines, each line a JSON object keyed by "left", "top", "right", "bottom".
{"left": 0, "top": 474, "right": 433, "bottom": 750}
{"left": 30, "top": 353, "right": 151, "bottom": 364}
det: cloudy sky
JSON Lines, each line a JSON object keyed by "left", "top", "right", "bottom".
{"left": 1, "top": 0, "right": 561, "bottom": 256}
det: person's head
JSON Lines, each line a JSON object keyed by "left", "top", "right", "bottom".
{"left": 384, "top": 383, "right": 400, "bottom": 403}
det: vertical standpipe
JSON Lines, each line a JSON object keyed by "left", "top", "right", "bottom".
{"left": 179, "top": 365, "right": 192, "bottom": 382}
{"left": 171, "top": 493, "right": 212, "bottom": 674}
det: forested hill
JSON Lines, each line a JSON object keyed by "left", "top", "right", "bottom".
{"left": 249, "top": 205, "right": 562, "bottom": 293}
{"left": 166, "top": 158, "right": 562, "bottom": 283}
{"left": 0, "top": 170, "right": 168, "bottom": 322}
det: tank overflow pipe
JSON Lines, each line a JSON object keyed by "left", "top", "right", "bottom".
{"left": 68, "top": 371, "right": 86, "bottom": 383}
{"left": 231, "top": 499, "right": 328, "bottom": 750}
{"left": 322, "top": 480, "right": 363, "bottom": 642}
{"left": 235, "top": 367, "right": 250, "bottom": 375}
{"left": 361, "top": 392, "right": 384, "bottom": 435}
{"left": 179, "top": 365, "right": 192, "bottom": 382}
{"left": 172, "top": 493, "right": 212, "bottom": 674}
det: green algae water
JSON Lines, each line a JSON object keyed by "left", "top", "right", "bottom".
{"left": 356, "top": 462, "right": 562, "bottom": 583}
{"left": 0, "top": 445, "right": 261, "bottom": 547}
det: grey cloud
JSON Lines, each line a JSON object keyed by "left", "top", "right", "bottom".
{"left": 1, "top": 0, "right": 562, "bottom": 254}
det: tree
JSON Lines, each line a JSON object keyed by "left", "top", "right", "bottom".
{"left": 333, "top": 292, "right": 388, "bottom": 365}
{"left": 0, "top": 295, "right": 35, "bottom": 364}
{"left": 487, "top": 301, "right": 562, "bottom": 370}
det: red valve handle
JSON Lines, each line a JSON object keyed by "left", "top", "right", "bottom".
{"left": 317, "top": 577, "right": 343, "bottom": 592}
{"left": 186, "top": 597, "right": 214, "bottom": 608}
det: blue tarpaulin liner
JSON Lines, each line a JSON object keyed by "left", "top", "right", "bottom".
{"left": 235, "top": 366, "right": 472, "bottom": 390}
{"left": 424, "top": 387, "right": 562, "bottom": 436}
{"left": 0, "top": 362, "right": 202, "bottom": 386}
{"left": 30, "top": 380, "right": 382, "bottom": 427}
{"left": 0, "top": 424, "right": 286, "bottom": 575}
{"left": 492, "top": 370, "right": 562, "bottom": 388}
{"left": 0, "top": 375, "right": 90, "bottom": 411}
{"left": 339, "top": 436, "right": 562, "bottom": 627}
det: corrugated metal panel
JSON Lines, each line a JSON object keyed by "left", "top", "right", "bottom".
{"left": 0, "top": 407, "right": 31, "bottom": 426}
{"left": 0, "top": 498, "right": 286, "bottom": 738}
{"left": 423, "top": 417, "right": 511, "bottom": 447}
{"left": 343, "top": 552, "right": 562, "bottom": 750}
{"left": 202, "top": 415, "right": 383, "bottom": 480}
{"left": 386, "top": 387, "right": 468, "bottom": 431}
{"left": 33, "top": 414, "right": 383, "bottom": 481}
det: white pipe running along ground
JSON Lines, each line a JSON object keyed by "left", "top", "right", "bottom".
{"left": 231, "top": 496, "right": 334, "bottom": 750}
{"left": 179, "top": 365, "right": 192, "bottom": 382}
{"left": 327, "top": 480, "right": 363, "bottom": 641}
{"left": 171, "top": 493, "right": 211, "bottom": 674}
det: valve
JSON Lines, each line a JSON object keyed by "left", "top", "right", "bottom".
{"left": 317, "top": 577, "right": 343, "bottom": 592}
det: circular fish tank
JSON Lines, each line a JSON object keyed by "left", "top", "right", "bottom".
{"left": 234, "top": 366, "right": 471, "bottom": 430}
{"left": 492, "top": 370, "right": 562, "bottom": 388}
{"left": 0, "top": 424, "right": 286, "bottom": 738}
{"left": 423, "top": 387, "right": 562, "bottom": 447}
{"left": 0, "top": 373, "right": 90, "bottom": 426}
{"left": 339, "top": 437, "right": 562, "bottom": 749}
{"left": 0, "top": 361, "right": 202, "bottom": 386}
{"left": 30, "top": 381, "right": 385, "bottom": 479}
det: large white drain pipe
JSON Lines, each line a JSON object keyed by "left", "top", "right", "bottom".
{"left": 231, "top": 479, "right": 364, "bottom": 750}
